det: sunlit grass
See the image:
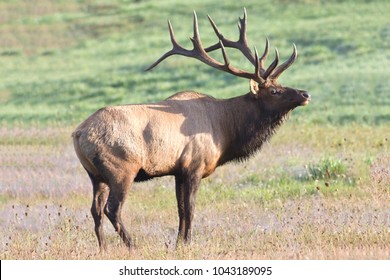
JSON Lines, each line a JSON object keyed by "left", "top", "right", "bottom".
{"left": 0, "top": 124, "right": 388, "bottom": 259}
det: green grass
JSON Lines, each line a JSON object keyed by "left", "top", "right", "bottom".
{"left": 1, "top": 0, "right": 390, "bottom": 126}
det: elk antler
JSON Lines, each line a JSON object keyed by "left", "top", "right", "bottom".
{"left": 146, "top": 11, "right": 265, "bottom": 84}
{"left": 146, "top": 9, "right": 297, "bottom": 84}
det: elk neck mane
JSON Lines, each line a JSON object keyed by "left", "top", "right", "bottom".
{"left": 218, "top": 93, "right": 290, "bottom": 165}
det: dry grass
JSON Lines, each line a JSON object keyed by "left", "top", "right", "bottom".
{"left": 0, "top": 124, "right": 388, "bottom": 259}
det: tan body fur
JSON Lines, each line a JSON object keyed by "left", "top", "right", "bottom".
{"left": 74, "top": 92, "right": 231, "bottom": 183}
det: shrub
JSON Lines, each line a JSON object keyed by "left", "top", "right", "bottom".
{"left": 307, "top": 158, "right": 347, "bottom": 180}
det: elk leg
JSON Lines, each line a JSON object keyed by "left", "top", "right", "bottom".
{"left": 175, "top": 176, "right": 185, "bottom": 244}
{"left": 176, "top": 171, "right": 201, "bottom": 245}
{"left": 88, "top": 172, "right": 109, "bottom": 252}
{"left": 104, "top": 179, "right": 133, "bottom": 249}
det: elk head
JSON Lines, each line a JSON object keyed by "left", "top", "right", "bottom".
{"left": 146, "top": 9, "right": 311, "bottom": 114}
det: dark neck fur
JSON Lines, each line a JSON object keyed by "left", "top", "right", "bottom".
{"left": 218, "top": 93, "right": 289, "bottom": 165}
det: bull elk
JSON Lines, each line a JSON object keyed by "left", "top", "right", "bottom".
{"left": 73, "top": 9, "right": 310, "bottom": 251}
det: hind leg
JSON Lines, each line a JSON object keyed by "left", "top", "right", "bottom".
{"left": 175, "top": 176, "right": 185, "bottom": 244}
{"left": 175, "top": 168, "right": 202, "bottom": 246}
{"left": 104, "top": 176, "right": 134, "bottom": 249}
{"left": 88, "top": 172, "right": 110, "bottom": 252}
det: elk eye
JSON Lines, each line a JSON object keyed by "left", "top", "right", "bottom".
{"left": 270, "top": 88, "right": 278, "bottom": 95}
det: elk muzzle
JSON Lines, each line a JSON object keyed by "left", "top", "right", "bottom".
{"left": 299, "top": 91, "right": 311, "bottom": 106}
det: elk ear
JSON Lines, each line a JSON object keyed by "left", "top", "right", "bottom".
{"left": 249, "top": 79, "right": 260, "bottom": 98}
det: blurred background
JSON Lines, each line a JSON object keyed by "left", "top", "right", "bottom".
{"left": 0, "top": 0, "right": 389, "bottom": 126}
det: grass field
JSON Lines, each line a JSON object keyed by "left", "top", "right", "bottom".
{"left": 0, "top": 0, "right": 389, "bottom": 259}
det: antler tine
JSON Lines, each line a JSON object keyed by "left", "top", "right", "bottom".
{"left": 254, "top": 46, "right": 261, "bottom": 80}
{"left": 189, "top": 11, "right": 226, "bottom": 67}
{"left": 219, "top": 40, "right": 231, "bottom": 66}
{"left": 262, "top": 48, "right": 279, "bottom": 80}
{"left": 207, "top": 15, "right": 224, "bottom": 43}
{"left": 168, "top": 20, "right": 179, "bottom": 48}
{"left": 259, "top": 37, "right": 270, "bottom": 73}
{"left": 237, "top": 8, "right": 248, "bottom": 46}
{"left": 269, "top": 43, "right": 298, "bottom": 80}
{"left": 205, "top": 15, "right": 234, "bottom": 51}
{"left": 191, "top": 11, "right": 202, "bottom": 48}
{"left": 146, "top": 20, "right": 191, "bottom": 71}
